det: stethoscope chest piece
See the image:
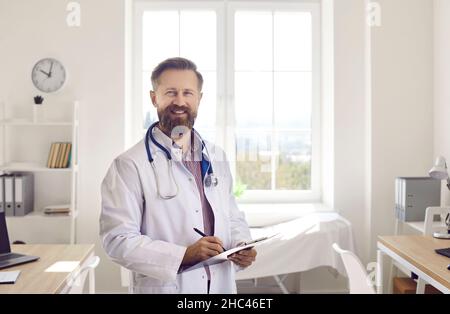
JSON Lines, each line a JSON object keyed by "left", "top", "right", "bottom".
{"left": 205, "top": 174, "right": 218, "bottom": 188}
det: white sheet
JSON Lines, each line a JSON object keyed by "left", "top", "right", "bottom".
{"left": 235, "top": 212, "right": 355, "bottom": 280}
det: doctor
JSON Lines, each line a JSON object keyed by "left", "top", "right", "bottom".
{"left": 100, "top": 57, "right": 256, "bottom": 294}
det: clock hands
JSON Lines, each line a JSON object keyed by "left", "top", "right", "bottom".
{"left": 39, "top": 69, "right": 51, "bottom": 77}
{"left": 48, "top": 61, "right": 54, "bottom": 78}
{"left": 38, "top": 61, "right": 54, "bottom": 79}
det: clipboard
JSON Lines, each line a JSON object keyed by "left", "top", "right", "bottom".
{"left": 183, "top": 233, "right": 279, "bottom": 272}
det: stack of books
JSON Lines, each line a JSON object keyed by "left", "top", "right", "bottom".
{"left": 44, "top": 204, "right": 71, "bottom": 216}
{"left": 47, "top": 142, "right": 72, "bottom": 168}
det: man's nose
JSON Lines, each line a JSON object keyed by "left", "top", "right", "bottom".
{"left": 173, "top": 93, "right": 188, "bottom": 106}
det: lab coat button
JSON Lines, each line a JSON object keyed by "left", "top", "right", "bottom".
{"left": 195, "top": 209, "right": 199, "bottom": 213}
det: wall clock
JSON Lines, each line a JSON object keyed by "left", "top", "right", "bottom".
{"left": 31, "top": 58, "right": 66, "bottom": 93}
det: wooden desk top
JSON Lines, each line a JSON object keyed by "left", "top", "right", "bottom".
{"left": 379, "top": 235, "right": 450, "bottom": 290}
{"left": 0, "top": 244, "right": 94, "bottom": 294}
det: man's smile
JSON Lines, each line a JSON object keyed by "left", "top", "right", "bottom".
{"left": 170, "top": 109, "right": 188, "bottom": 116}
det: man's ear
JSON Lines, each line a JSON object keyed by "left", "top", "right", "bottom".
{"left": 150, "top": 91, "right": 157, "bottom": 107}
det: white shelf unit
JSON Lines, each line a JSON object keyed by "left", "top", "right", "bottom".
{"left": 0, "top": 100, "right": 79, "bottom": 244}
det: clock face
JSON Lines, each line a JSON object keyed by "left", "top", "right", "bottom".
{"left": 31, "top": 58, "right": 66, "bottom": 93}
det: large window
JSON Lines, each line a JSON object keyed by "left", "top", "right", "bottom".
{"left": 133, "top": 1, "right": 320, "bottom": 202}
{"left": 136, "top": 6, "right": 218, "bottom": 142}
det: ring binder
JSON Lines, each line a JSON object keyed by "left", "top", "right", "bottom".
{"left": 4, "top": 175, "right": 14, "bottom": 216}
{"left": 13, "top": 173, "right": 34, "bottom": 216}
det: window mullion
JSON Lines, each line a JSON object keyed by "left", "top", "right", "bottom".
{"left": 226, "top": 2, "right": 237, "bottom": 179}
{"left": 271, "top": 10, "right": 276, "bottom": 191}
{"left": 178, "top": 10, "right": 181, "bottom": 56}
{"left": 216, "top": 3, "right": 226, "bottom": 151}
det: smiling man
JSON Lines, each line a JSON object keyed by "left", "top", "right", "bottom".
{"left": 100, "top": 57, "right": 257, "bottom": 294}
{"left": 151, "top": 67, "right": 199, "bottom": 133}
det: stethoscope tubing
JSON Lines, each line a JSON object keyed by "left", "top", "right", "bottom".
{"left": 145, "top": 122, "right": 218, "bottom": 199}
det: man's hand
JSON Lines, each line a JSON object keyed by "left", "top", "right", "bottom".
{"left": 228, "top": 248, "right": 257, "bottom": 268}
{"left": 181, "top": 236, "right": 224, "bottom": 267}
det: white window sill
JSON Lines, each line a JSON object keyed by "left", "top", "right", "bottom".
{"left": 237, "top": 203, "right": 335, "bottom": 228}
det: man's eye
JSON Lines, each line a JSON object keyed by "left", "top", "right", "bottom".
{"left": 166, "top": 91, "right": 176, "bottom": 96}
{"left": 184, "top": 92, "right": 193, "bottom": 96}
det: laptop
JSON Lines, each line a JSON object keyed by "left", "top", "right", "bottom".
{"left": 0, "top": 211, "right": 39, "bottom": 270}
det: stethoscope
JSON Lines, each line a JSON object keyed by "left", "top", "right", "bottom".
{"left": 145, "top": 122, "right": 219, "bottom": 200}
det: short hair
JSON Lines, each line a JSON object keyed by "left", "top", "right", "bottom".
{"left": 151, "top": 57, "right": 203, "bottom": 91}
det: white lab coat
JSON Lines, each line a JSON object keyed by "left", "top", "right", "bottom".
{"left": 100, "top": 127, "right": 251, "bottom": 294}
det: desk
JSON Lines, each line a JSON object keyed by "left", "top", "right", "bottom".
{"left": 377, "top": 236, "right": 450, "bottom": 294}
{"left": 0, "top": 244, "right": 94, "bottom": 294}
{"left": 389, "top": 220, "right": 447, "bottom": 293}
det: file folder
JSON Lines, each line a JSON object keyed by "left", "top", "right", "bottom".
{"left": 13, "top": 173, "right": 34, "bottom": 216}
{"left": 0, "top": 175, "right": 4, "bottom": 213}
{"left": 4, "top": 175, "right": 14, "bottom": 216}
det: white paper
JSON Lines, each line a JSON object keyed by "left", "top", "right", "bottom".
{"left": 183, "top": 233, "right": 279, "bottom": 272}
{"left": 0, "top": 270, "right": 21, "bottom": 284}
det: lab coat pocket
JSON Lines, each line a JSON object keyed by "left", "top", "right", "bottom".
{"left": 133, "top": 274, "right": 178, "bottom": 294}
{"left": 133, "top": 284, "right": 177, "bottom": 294}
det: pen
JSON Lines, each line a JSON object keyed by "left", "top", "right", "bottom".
{"left": 193, "top": 228, "right": 226, "bottom": 252}
{"left": 243, "top": 233, "right": 279, "bottom": 245}
{"left": 244, "top": 236, "right": 268, "bottom": 246}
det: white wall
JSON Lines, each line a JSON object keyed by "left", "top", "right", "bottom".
{"left": 332, "top": 0, "right": 370, "bottom": 262}
{"left": 330, "top": 0, "right": 435, "bottom": 267}
{"left": 0, "top": 0, "right": 127, "bottom": 293}
{"left": 370, "top": 0, "right": 434, "bottom": 259}
{"left": 320, "top": 0, "right": 334, "bottom": 211}
{"left": 434, "top": 0, "right": 450, "bottom": 205}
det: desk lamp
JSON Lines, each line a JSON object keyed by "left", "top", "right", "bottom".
{"left": 428, "top": 156, "right": 450, "bottom": 239}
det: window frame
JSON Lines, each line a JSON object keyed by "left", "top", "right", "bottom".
{"left": 227, "top": 2, "right": 321, "bottom": 203}
{"left": 132, "top": 0, "right": 321, "bottom": 203}
{"left": 133, "top": 1, "right": 224, "bottom": 144}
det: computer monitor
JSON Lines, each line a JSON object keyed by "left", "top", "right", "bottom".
{"left": 0, "top": 210, "right": 11, "bottom": 254}
{"left": 0, "top": 209, "right": 39, "bottom": 269}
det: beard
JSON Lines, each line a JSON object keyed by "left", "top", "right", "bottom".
{"left": 157, "top": 104, "right": 197, "bottom": 138}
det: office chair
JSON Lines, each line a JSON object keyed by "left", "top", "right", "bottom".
{"left": 423, "top": 206, "right": 450, "bottom": 237}
{"left": 332, "top": 243, "right": 375, "bottom": 294}
{"left": 61, "top": 255, "right": 100, "bottom": 294}
{"left": 415, "top": 207, "right": 450, "bottom": 294}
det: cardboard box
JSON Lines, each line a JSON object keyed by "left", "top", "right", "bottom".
{"left": 393, "top": 277, "right": 442, "bottom": 294}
